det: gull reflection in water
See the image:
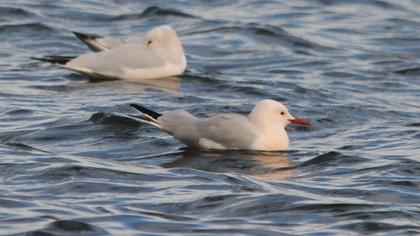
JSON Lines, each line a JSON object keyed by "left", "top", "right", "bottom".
{"left": 162, "top": 149, "right": 294, "bottom": 180}
{"left": 84, "top": 76, "right": 182, "bottom": 94}
{"left": 135, "top": 76, "right": 181, "bottom": 94}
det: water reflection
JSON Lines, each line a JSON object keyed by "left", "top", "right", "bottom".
{"left": 135, "top": 76, "right": 181, "bottom": 94}
{"left": 163, "top": 149, "right": 294, "bottom": 180}
{"left": 86, "top": 76, "right": 181, "bottom": 94}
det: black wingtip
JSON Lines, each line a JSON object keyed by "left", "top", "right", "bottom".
{"left": 72, "top": 31, "right": 97, "bottom": 41}
{"left": 129, "top": 104, "right": 161, "bottom": 120}
{"left": 31, "top": 56, "right": 75, "bottom": 65}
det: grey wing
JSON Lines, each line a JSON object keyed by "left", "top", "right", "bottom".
{"left": 196, "top": 114, "right": 258, "bottom": 149}
{"left": 89, "top": 37, "right": 125, "bottom": 51}
{"left": 94, "top": 36, "right": 143, "bottom": 50}
{"left": 65, "top": 43, "right": 167, "bottom": 75}
{"left": 74, "top": 31, "right": 143, "bottom": 52}
{"left": 157, "top": 111, "right": 199, "bottom": 146}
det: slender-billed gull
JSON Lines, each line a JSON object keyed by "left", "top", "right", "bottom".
{"left": 129, "top": 99, "right": 310, "bottom": 151}
{"left": 33, "top": 25, "right": 187, "bottom": 81}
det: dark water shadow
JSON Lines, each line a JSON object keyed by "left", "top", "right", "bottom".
{"left": 110, "top": 6, "right": 199, "bottom": 21}
{"left": 24, "top": 219, "right": 109, "bottom": 236}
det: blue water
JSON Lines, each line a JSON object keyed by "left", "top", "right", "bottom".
{"left": 1, "top": 0, "right": 419, "bottom": 235}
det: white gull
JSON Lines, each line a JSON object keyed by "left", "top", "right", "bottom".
{"left": 33, "top": 25, "right": 187, "bottom": 81}
{"left": 129, "top": 99, "right": 310, "bottom": 151}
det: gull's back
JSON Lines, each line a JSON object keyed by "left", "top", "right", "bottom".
{"left": 158, "top": 112, "right": 258, "bottom": 150}
{"left": 195, "top": 114, "right": 258, "bottom": 149}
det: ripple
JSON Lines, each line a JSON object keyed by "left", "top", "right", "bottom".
{"left": 89, "top": 112, "right": 140, "bottom": 126}
{"left": 4, "top": 108, "right": 34, "bottom": 116}
{"left": 0, "top": 23, "right": 54, "bottom": 34}
{"left": 245, "top": 23, "right": 327, "bottom": 50}
{"left": 0, "top": 6, "right": 35, "bottom": 18}
{"left": 111, "top": 6, "right": 198, "bottom": 21}
{"left": 318, "top": 0, "right": 403, "bottom": 10}
{"left": 27, "top": 85, "right": 77, "bottom": 92}
{"left": 406, "top": 122, "right": 420, "bottom": 127}
{"left": 390, "top": 180, "right": 419, "bottom": 188}
{"left": 299, "top": 151, "right": 344, "bottom": 167}
{"left": 187, "top": 22, "right": 330, "bottom": 51}
{"left": 339, "top": 221, "right": 420, "bottom": 234}
{"left": 5, "top": 142, "right": 50, "bottom": 153}
{"left": 29, "top": 220, "right": 108, "bottom": 236}
{"left": 40, "top": 181, "right": 156, "bottom": 195}
{"left": 31, "top": 164, "right": 168, "bottom": 183}
{"left": 0, "top": 198, "right": 30, "bottom": 208}
{"left": 393, "top": 67, "right": 420, "bottom": 76}
{"left": 1, "top": 0, "right": 420, "bottom": 235}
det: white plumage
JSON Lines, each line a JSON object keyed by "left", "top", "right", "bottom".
{"left": 35, "top": 25, "right": 187, "bottom": 81}
{"left": 130, "top": 99, "right": 310, "bottom": 151}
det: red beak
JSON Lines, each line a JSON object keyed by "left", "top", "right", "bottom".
{"left": 289, "top": 118, "right": 311, "bottom": 126}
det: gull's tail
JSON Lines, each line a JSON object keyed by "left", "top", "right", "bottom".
{"left": 31, "top": 56, "right": 75, "bottom": 65}
{"left": 72, "top": 31, "right": 106, "bottom": 52}
{"left": 129, "top": 104, "right": 162, "bottom": 128}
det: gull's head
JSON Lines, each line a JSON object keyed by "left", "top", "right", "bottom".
{"left": 145, "top": 25, "right": 182, "bottom": 49}
{"left": 249, "top": 99, "right": 310, "bottom": 127}
{"left": 144, "top": 25, "right": 186, "bottom": 67}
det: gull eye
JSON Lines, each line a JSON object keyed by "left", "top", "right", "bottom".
{"left": 147, "top": 40, "right": 152, "bottom": 45}
{"left": 280, "top": 111, "right": 285, "bottom": 115}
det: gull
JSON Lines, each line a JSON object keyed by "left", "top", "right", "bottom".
{"left": 32, "top": 25, "right": 187, "bottom": 81}
{"left": 129, "top": 99, "right": 310, "bottom": 151}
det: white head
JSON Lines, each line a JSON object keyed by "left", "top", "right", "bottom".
{"left": 144, "top": 25, "right": 186, "bottom": 70}
{"left": 249, "top": 99, "right": 310, "bottom": 129}
{"left": 144, "top": 25, "right": 184, "bottom": 57}
{"left": 248, "top": 99, "right": 310, "bottom": 150}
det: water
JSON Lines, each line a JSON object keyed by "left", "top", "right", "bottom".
{"left": 1, "top": 0, "right": 419, "bottom": 235}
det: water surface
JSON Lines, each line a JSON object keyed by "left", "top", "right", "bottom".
{"left": 0, "top": 0, "right": 419, "bottom": 235}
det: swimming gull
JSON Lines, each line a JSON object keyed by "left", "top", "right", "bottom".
{"left": 33, "top": 25, "right": 187, "bottom": 81}
{"left": 129, "top": 99, "right": 310, "bottom": 151}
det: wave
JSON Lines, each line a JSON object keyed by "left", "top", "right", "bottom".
{"left": 4, "top": 108, "right": 34, "bottom": 116}
{"left": 185, "top": 22, "right": 333, "bottom": 51}
{"left": 29, "top": 220, "right": 107, "bottom": 236}
{"left": 111, "top": 6, "right": 198, "bottom": 21}
{"left": 318, "top": 0, "right": 402, "bottom": 10}
{"left": 393, "top": 67, "right": 420, "bottom": 76}
{"left": 0, "top": 22, "right": 54, "bottom": 34}
{"left": 31, "top": 164, "right": 161, "bottom": 183}
{"left": 0, "top": 6, "right": 35, "bottom": 18}
{"left": 89, "top": 112, "right": 140, "bottom": 126}
{"left": 299, "top": 151, "right": 368, "bottom": 168}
